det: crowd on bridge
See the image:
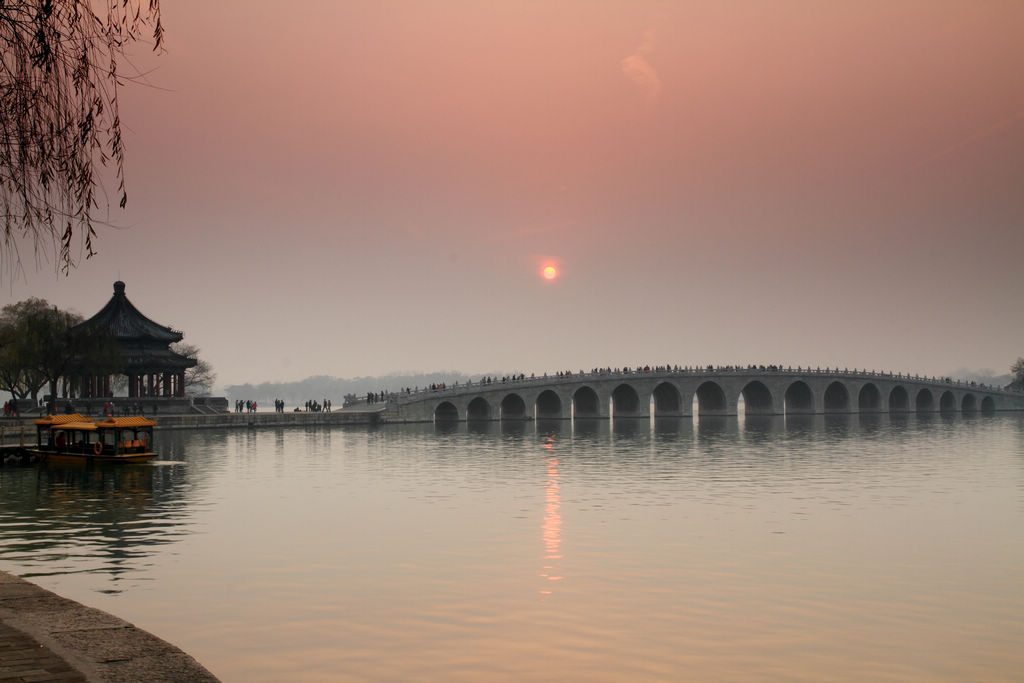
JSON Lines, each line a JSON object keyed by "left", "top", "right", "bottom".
{"left": 475, "top": 375, "right": 528, "bottom": 384}
{"left": 390, "top": 363, "right": 1013, "bottom": 399}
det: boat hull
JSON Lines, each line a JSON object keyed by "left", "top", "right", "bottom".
{"left": 30, "top": 449, "right": 157, "bottom": 465}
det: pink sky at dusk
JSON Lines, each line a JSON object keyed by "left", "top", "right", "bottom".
{"left": 6, "top": 1, "right": 1024, "bottom": 389}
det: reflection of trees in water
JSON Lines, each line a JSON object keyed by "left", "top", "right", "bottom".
{"left": 0, "top": 460, "right": 195, "bottom": 590}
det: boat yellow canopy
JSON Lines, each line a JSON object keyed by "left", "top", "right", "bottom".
{"left": 94, "top": 416, "right": 157, "bottom": 428}
{"left": 53, "top": 421, "right": 98, "bottom": 431}
{"left": 34, "top": 414, "right": 92, "bottom": 426}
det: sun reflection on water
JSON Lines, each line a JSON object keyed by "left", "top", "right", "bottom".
{"left": 539, "top": 434, "right": 563, "bottom": 594}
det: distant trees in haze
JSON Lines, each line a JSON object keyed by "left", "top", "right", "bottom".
{"left": 1, "top": 0, "right": 164, "bottom": 278}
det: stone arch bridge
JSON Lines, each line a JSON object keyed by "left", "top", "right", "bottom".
{"left": 385, "top": 367, "right": 1024, "bottom": 423}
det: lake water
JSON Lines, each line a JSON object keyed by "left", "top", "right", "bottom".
{"left": 1, "top": 414, "right": 1023, "bottom": 681}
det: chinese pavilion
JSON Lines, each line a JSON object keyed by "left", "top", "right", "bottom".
{"left": 72, "top": 281, "right": 196, "bottom": 398}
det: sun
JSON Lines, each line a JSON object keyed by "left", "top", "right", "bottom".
{"left": 542, "top": 265, "right": 558, "bottom": 280}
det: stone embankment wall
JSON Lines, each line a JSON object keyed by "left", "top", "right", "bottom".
{"left": 0, "top": 409, "right": 383, "bottom": 439}
{"left": 153, "top": 409, "right": 381, "bottom": 430}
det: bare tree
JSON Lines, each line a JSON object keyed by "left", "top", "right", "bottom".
{"left": 171, "top": 342, "right": 215, "bottom": 396}
{"left": 1, "top": 1, "right": 164, "bottom": 278}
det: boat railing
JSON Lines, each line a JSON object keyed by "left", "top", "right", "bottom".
{"left": 0, "top": 426, "right": 27, "bottom": 447}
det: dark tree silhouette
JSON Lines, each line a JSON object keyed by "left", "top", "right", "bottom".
{"left": 0, "top": 297, "right": 122, "bottom": 404}
{"left": 1, "top": 1, "right": 163, "bottom": 277}
{"left": 1010, "top": 358, "right": 1024, "bottom": 392}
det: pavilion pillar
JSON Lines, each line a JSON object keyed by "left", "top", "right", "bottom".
{"left": 148, "top": 374, "right": 154, "bottom": 397}
{"left": 163, "top": 372, "right": 171, "bottom": 397}
{"left": 179, "top": 371, "right": 186, "bottom": 397}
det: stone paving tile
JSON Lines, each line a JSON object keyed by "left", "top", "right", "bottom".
{"left": 0, "top": 620, "right": 86, "bottom": 683}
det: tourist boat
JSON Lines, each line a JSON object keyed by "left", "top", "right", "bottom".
{"left": 31, "top": 414, "right": 158, "bottom": 464}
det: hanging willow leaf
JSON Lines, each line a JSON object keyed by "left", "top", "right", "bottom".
{"left": 1, "top": 0, "right": 164, "bottom": 278}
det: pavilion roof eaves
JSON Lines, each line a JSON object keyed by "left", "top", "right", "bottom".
{"left": 73, "top": 281, "right": 184, "bottom": 344}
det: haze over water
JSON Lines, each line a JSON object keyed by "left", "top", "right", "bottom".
{"left": 1, "top": 415, "right": 1023, "bottom": 681}
{"left": 10, "top": 2, "right": 1024, "bottom": 384}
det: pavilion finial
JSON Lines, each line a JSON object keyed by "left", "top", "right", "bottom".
{"left": 114, "top": 281, "right": 126, "bottom": 296}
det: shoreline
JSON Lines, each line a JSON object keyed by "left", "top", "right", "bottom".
{"left": 0, "top": 570, "right": 218, "bottom": 682}
{"left": 0, "top": 407, "right": 386, "bottom": 434}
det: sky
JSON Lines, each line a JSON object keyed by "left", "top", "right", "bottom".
{"left": 5, "top": 1, "right": 1024, "bottom": 389}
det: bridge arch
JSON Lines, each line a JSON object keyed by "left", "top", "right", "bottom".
{"left": 611, "top": 383, "right": 642, "bottom": 417}
{"left": 500, "top": 393, "right": 527, "bottom": 419}
{"left": 695, "top": 381, "right": 728, "bottom": 416}
{"left": 824, "top": 381, "right": 850, "bottom": 413}
{"left": 915, "top": 388, "right": 934, "bottom": 412}
{"left": 740, "top": 381, "right": 775, "bottom": 415}
{"left": 784, "top": 381, "right": 814, "bottom": 414}
{"left": 961, "top": 393, "right": 977, "bottom": 413}
{"left": 652, "top": 382, "right": 683, "bottom": 417}
{"left": 939, "top": 391, "right": 956, "bottom": 413}
{"left": 434, "top": 401, "right": 459, "bottom": 421}
{"left": 572, "top": 386, "right": 602, "bottom": 418}
{"left": 536, "top": 390, "right": 564, "bottom": 419}
{"left": 467, "top": 397, "right": 491, "bottom": 420}
{"left": 981, "top": 396, "right": 995, "bottom": 414}
{"left": 858, "top": 383, "right": 882, "bottom": 412}
{"left": 889, "top": 386, "right": 910, "bottom": 412}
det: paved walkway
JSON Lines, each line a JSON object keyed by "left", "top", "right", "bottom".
{"left": 0, "top": 618, "right": 86, "bottom": 682}
{"left": 0, "top": 571, "right": 218, "bottom": 682}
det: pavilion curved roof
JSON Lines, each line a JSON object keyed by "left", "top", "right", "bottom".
{"left": 73, "top": 281, "right": 183, "bottom": 344}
